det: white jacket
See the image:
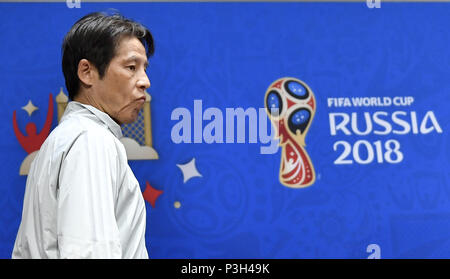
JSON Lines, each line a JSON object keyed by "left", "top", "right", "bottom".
{"left": 12, "top": 101, "right": 148, "bottom": 259}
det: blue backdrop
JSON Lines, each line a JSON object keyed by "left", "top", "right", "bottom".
{"left": 0, "top": 1, "right": 449, "bottom": 259}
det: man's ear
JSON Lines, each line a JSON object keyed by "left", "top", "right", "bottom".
{"left": 77, "top": 59, "right": 97, "bottom": 87}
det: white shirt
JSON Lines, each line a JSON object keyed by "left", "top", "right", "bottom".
{"left": 12, "top": 101, "right": 148, "bottom": 259}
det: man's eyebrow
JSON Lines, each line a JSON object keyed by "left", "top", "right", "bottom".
{"left": 125, "top": 55, "right": 149, "bottom": 68}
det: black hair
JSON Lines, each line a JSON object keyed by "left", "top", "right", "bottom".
{"left": 62, "top": 12, "right": 154, "bottom": 100}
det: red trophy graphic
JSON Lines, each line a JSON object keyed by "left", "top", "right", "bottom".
{"left": 264, "top": 78, "right": 316, "bottom": 188}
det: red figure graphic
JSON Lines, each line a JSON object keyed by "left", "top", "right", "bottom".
{"left": 265, "top": 78, "right": 316, "bottom": 188}
{"left": 13, "top": 94, "right": 54, "bottom": 154}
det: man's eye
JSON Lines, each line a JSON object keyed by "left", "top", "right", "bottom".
{"left": 128, "top": 65, "right": 136, "bottom": 71}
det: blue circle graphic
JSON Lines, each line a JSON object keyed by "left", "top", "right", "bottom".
{"left": 291, "top": 109, "right": 310, "bottom": 125}
{"left": 287, "top": 81, "right": 307, "bottom": 98}
{"left": 266, "top": 91, "right": 282, "bottom": 115}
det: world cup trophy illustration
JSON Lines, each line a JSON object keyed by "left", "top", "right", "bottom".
{"left": 264, "top": 77, "right": 316, "bottom": 188}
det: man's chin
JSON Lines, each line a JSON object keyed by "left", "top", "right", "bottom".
{"left": 122, "top": 111, "right": 141, "bottom": 124}
{"left": 115, "top": 107, "right": 142, "bottom": 125}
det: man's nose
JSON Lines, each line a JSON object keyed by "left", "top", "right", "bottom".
{"left": 137, "top": 72, "right": 151, "bottom": 90}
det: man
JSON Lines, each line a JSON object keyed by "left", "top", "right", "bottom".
{"left": 12, "top": 12, "right": 154, "bottom": 259}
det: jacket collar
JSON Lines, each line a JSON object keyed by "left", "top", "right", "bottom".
{"left": 62, "top": 101, "right": 123, "bottom": 139}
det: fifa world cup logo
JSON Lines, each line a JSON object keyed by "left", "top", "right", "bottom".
{"left": 264, "top": 77, "right": 316, "bottom": 188}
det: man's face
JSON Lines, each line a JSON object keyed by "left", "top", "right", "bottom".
{"left": 94, "top": 36, "right": 150, "bottom": 124}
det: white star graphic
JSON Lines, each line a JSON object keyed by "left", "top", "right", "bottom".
{"left": 176, "top": 158, "right": 202, "bottom": 183}
{"left": 22, "top": 100, "right": 38, "bottom": 116}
